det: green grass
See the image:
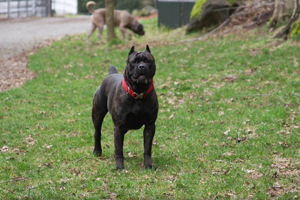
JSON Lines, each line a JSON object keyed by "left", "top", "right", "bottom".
{"left": 1, "top": 17, "right": 300, "bottom": 199}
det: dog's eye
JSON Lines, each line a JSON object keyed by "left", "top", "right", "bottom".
{"left": 133, "top": 58, "right": 141, "bottom": 64}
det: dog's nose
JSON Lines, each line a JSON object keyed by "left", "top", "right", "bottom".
{"left": 138, "top": 64, "right": 146, "bottom": 70}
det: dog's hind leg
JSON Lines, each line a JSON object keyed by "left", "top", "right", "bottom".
{"left": 92, "top": 90, "right": 108, "bottom": 157}
{"left": 96, "top": 23, "right": 106, "bottom": 44}
{"left": 87, "top": 22, "right": 96, "bottom": 44}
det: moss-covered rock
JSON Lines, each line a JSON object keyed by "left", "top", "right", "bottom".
{"left": 290, "top": 20, "right": 300, "bottom": 39}
{"left": 190, "top": 0, "right": 207, "bottom": 20}
{"left": 187, "top": 0, "right": 238, "bottom": 34}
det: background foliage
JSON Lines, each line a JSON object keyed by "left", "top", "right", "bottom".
{"left": 78, "top": 0, "right": 150, "bottom": 14}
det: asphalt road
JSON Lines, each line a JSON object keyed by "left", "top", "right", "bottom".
{"left": 0, "top": 16, "right": 91, "bottom": 60}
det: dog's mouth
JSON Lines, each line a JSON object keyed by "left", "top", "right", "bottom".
{"left": 132, "top": 75, "right": 150, "bottom": 84}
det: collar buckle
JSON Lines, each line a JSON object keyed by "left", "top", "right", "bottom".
{"left": 134, "top": 92, "right": 144, "bottom": 99}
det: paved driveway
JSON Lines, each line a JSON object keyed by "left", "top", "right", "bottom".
{"left": 0, "top": 16, "right": 91, "bottom": 59}
{"left": 0, "top": 16, "right": 91, "bottom": 92}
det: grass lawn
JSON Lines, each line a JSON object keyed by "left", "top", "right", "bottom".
{"left": 1, "top": 17, "right": 300, "bottom": 199}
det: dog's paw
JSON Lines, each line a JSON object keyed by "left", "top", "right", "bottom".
{"left": 93, "top": 149, "right": 102, "bottom": 157}
{"left": 145, "top": 164, "right": 157, "bottom": 170}
{"left": 115, "top": 165, "right": 125, "bottom": 170}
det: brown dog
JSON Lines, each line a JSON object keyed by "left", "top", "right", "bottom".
{"left": 86, "top": 1, "right": 145, "bottom": 44}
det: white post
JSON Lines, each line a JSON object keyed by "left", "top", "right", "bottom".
{"left": 7, "top": 0, "right": 10, "bottom": 18}
{"left": 32, "top": 0, "right": 36, "bottom": 16}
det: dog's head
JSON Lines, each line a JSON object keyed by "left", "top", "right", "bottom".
{"left": 132, "top": 20, "right": 145, "bottom": 36}
{"left": 124, "top": 45, "right": 156, "bottom": 92}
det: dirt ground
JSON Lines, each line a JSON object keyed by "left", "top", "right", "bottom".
{"left": 0, "top": 16, "right": 90, "bottom": 92}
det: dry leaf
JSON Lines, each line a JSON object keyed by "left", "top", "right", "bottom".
{"left": 43, "top": 144, "right": 53, "bottom": 149}
{"left": 128, "top": 152, "right": 135, "bottom": 158}
{"left": 169, "top": 113, "right": 175, "bottom": 119}
{"left": 223, "top": 151, "right": 235, "bottom": 156}
{"left": 174, "top": 81, "right": 179, "bottom": 86}
{"left": 158, "top": 84, "right": 170, "bottom": 89}
{"left": 25, "top": 135, "right": 36, "bottom": 146}
{"left": 223, "top": 129, "right": 230, "bottom": 136}
{"left": 222, "top": 75, "right": 238, "bottom": 82}
{"left": 1, "top": 146, "right": 9, "bottom": 152}
{"left": 218, "top": 111, "right": 224, "bottom": 116}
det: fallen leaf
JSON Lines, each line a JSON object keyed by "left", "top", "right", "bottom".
{"left": 223, "top": 129, "right": 230, "bottom": 136}
{"left": 222, "top": 75, "right": 238, "bottom": 82}
{"left": 169, "top": 113, "right": 175, "bottom": 119}
{"left": 1, "top": 146, "right": 8, "bottom": 152}
{"left": 218, "top": 111, "right": 224, "bottom": 116}
{"left": 110, "top": 193, "right": 118, "bottom": 199}
{"left": 158, "top": 84, "right": 170, "bottom": 89}
{"left": 223, "top": 151, "right": 235, "bottom": 156}
{"left": 43, "top": 144, "right": 53, "bottom": 149}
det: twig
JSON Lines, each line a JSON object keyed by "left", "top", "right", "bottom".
{"left": 74, "top": 156, "right": 88, "bottom": 163}
{"left": 0, "top": 177, "right": 29, "bottom": 184}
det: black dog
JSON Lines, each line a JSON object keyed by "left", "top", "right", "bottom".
{"left": 92, "top": 45, "right": 158, "bottom": 170}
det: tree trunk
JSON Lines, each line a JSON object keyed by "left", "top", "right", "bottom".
{"left": 274, "top": 0, "right": 300, "bottom": 38}
{"left": 105, "top": 0, "right": 116, "bottom": 41}
{"left": 269, "top": 0, "right": 295, "bottom": 28}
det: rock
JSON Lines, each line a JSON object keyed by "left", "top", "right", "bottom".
{"left": 186, "top": 0, "right": 237, "bottom": 33}
{"left": 132, "top": 6, "right": 157, "bottom": 17}
{"left": 290, "top": 19, "right": 300, "bottom": 38}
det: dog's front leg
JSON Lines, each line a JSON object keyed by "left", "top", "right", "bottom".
{"left": 114, "top": 126, "right": 126, "bottom": 169}
{"left": 144, "top": 124, "right": 156, "bottom": 169}
{"left": 97, "top": 26, "right": 106, "bottom": 44}
{"left": 119, "top": 26, "right": 132, "bottom": 40}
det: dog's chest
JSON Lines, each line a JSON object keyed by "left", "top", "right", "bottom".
{"left": 122, "top": 101, "right": 151, "bottom": 129}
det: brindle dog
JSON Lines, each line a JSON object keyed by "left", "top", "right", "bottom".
{"left": 92, "top": 45, "right": 158, "bottom": 170}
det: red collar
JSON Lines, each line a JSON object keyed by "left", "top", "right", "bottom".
{"left": 122, "top": 78, "right": 154, "bottom": 99}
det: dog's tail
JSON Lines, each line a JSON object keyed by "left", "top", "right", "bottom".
{"left": 86, "top": 1, "right": 96, "bottom": 13}
{"left": 109, "top": 66, "right": 118, "bottom": 75}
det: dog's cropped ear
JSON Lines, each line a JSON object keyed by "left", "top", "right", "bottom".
{"left": 129, "top": 46, "right": 135, "bottom": 56}
{"left": 146, "top": 45, "right": 151, "bottom": 53}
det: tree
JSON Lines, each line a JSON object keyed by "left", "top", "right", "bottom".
{"left": 269, "top": 0, "right": 295, "bottom": 28}
{"left": 105, "top": 0, "right": 117, "bottom": 41}
{"left": 273, "top": 0, "right": 300, "bottom": 38}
